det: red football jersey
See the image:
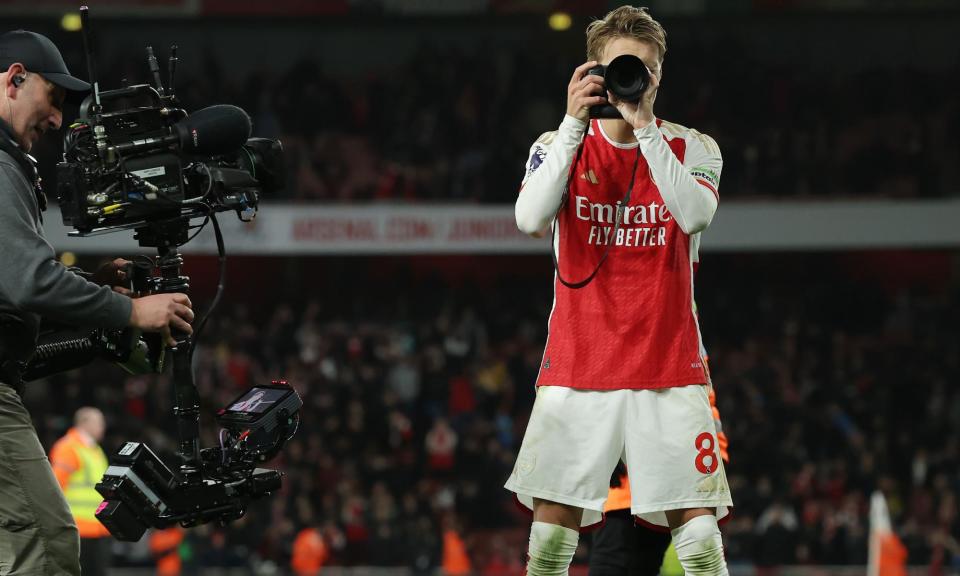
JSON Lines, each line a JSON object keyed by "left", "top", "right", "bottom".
{"left": 522, "top": 118, "right": 721, "bottom": 390}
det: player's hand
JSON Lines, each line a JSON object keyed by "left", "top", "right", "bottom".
{"left": 609, "top": 68, "right": 658, "bottom": 130}
{"left": 92, "top": 258, "right": 133, "bottom": 296}
{"left": 566, "top": 61, "right": 606, "bottom": 123}
{"left": 129, "top": 293, "right": 194, "bottom": 347}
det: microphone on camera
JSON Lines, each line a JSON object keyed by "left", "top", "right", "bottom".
{"left": 172, "top": 104, "right": 251, "bottom": 155}
{"left": 109, "top": 104, "right": 252, "bottom": 158}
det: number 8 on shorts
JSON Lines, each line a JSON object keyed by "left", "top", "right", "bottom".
{"left": 694, "top": 432, "right": 719, "bottom": 474}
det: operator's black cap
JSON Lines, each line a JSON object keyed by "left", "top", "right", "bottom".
{"left": 0, "top": 30, "right": 90, "bottom": 92}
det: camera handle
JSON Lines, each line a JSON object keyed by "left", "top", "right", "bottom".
{"left": 134, "top": 221, "right": 203, "bottom": 485}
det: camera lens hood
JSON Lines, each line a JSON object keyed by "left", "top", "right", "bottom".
{"left": 605, "top": 54, "right": 649, "bottom": 102}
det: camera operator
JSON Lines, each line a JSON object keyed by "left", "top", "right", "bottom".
{"left": 0, "top": 30, "right": 193, "bottom": 575}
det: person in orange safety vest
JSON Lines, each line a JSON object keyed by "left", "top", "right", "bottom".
{"left": 292, "top": 525, "right": 330, "bottom": 575}
{"left": 150, "top": 526, "right": 185, "bottom": 576}
{"left": 50, "top": 407, "right": 112, "bottom": 576}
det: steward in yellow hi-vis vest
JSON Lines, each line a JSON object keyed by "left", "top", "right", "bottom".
{"left": 50, "top": 408, "right": 113, "bottom": 575}
{"left": 51, "top": 426, "right": 109, "bottom": 536}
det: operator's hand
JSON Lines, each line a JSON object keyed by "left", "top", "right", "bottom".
{"left": 609, "top": 68, "right": 659, "bottom": 130}
{"left": 92, "top": 258, "right": 133, "bottom": 296}
{"left": 566, "top": 61, "right": 606, "bottom": 123}
{"left": 129, "top": 293, "right": 194, "bottom": 347}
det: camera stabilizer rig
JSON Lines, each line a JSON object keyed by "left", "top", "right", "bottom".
{"left": 24, "top": 6, "right": 301, "bottom": 541}
{"left": 93, "top": 222, "right": 301, "bottom": 543}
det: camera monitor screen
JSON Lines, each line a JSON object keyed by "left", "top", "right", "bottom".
{"left": 228, "top": 387, "right": 288, "bottom": 414}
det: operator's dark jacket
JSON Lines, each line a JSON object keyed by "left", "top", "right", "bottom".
{"left": 0, "top": 118, "right": 129, "bottom": 576}
{"left": 0, "top": 119, "right": 130, "bottom": 361}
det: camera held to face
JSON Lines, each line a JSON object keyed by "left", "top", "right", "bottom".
{"left": 588, "top": 54, "right": 650, "bottom": 119}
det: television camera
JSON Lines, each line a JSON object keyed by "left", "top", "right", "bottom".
{"left": 24, "top": 6, "right": 299, "bottom": 541}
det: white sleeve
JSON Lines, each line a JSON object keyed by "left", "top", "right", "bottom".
{"left": 634, "top": 121, "right": 721, "bottom": 235}
{"left": 514, "top": 115, "right": 587, "bottom": 237}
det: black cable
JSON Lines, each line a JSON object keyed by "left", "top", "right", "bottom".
{"left": 181, "top": 215, "right": 211, "bottom": 245}
{"left": 551, "top": 123, "right": 641, "bottom": 289}
{"left": 133, "top": 254, "right": 154, "bottom": 268}
{"left": 188, "top": 211, "right": 226, "bottom": 359}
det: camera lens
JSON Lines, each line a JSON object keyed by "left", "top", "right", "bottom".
{"left": 605, "top": 55, "right": 649, "bottom": 102}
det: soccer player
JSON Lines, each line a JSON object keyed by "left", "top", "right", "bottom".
{"left": 505, "top": 6, "right": 731, "bottom": 575}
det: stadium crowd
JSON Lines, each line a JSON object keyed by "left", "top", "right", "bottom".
{"left": 24, "top": 254, "right": 960, "bottom": 572}
{"left": 184, "top": 45, "right": 960, "bottom": 203}
{"left": 28, "top": 20, "right": 960, "bottom": 205}
{"left": 192, "top": 41, "right": 959, "bottom": 203}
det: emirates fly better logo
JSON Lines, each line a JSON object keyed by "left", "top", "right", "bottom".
{"left": 575, "top": 195, "right": 674, "bottom": 247}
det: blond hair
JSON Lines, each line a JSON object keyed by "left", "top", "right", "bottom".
{"left": 585, "top": 6, "right": 667, "bottom": 63}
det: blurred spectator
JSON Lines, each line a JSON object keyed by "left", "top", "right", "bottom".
{"left": 426, "top": 418, "right": 458, "bottom": 472}
{"left": 441, "top": 517, "right": 472, "bottom": 576}
{"left": 755, "top": 501, "right": 799, "bottom": 568}
{"left": 150, "top": 527, "right": 184, "bottom": 576}
{"left": 291, "top": 524, "right": 329, "bottom": 575}
{"left": 49, "top": 408, "right": 112, "bottom": 576}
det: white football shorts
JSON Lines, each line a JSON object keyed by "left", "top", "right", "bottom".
{"left": 504, "top": 384, "right": 732, "bottom": 528}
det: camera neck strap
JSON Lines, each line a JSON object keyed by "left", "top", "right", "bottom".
{"left": 551, "top": 124, "right": 641, "bottom": 289}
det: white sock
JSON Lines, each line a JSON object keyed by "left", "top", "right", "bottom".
{"left": 671, "top": 515, "right": 729, "bottom": 576}
{"left": 526, "top": 521, "right": 579, "bottom": 576}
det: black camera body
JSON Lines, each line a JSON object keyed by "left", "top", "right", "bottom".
{"left": 588, "top": 54, "right": 651, "bottom": 119}
{"left": 57, "top": 80, "right": 284, "bottom": 235}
